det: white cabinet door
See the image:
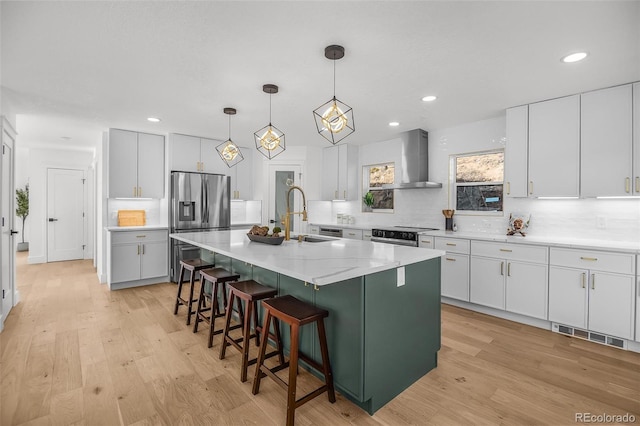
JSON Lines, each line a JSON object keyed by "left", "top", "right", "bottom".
{"left": 140, "top": 241, "right": 168, "bottom": 280}
{"left": 581, "top": 84, "right": 633, "bottom": 197}
{"left": 137, "top": 132, "right": 165, "bottom": 199}
{"left": 588, "top": 272, "right": 635, "bottom": 340}
{"left": 111, "top": 244, "right": 141, "bottom": 283}
{"left": 343, "top": 229, "right": 363, "bottom": 240}
{"left": 505, "top": 261, "right": 548, "bottom": 320}
{"left": 505, "top": 105, "right": 529, "bottom": 197}
{"left": 470, "top": 256, "right": 505, "bottom": 310}
{"left": 231, "top": 147, "right": 253, "bottom": 199}
{"left": 549, "top": 266, "right": 588, "bottom": 329}
{"left": 108, "top": 129, "right": 138, "bottom": 198}
{"left": 442, "top": 253, "right": 469, "bottom": 301}
{"left": 528, "top": 95, "right": 580, "bottom": 197}
{"left": 633, "top": 83, "right": 640, "bottom": 195}
{"left": 201, "top": 138, "right": 228, "bottom": 175}
{"left": 338, "top": 144, "right": 359, "bottom": 200}
{"left": 322, "top": 146, "right": 340, "bottom": 200}
{"left": 170, "top": 133, "right": 201, "bottom": 172}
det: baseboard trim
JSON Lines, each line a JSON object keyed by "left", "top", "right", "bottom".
{"left": 27, "top": 255, "right": 46, "bottom": 264}
{"left": 441, "top": 297, "right": 551, "bottom": 330}
{"left": 109, "top": 276, "right": 170, "bottom": 291}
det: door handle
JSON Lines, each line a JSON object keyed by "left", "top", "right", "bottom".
{"left": 10, "top": 230, "right": 18, "bottom": 235}
{"left": 48, "top": 218, "right": 58, "bottom": 222}
{"left": 269, "top": 219, "right": 276, "bottom": 223}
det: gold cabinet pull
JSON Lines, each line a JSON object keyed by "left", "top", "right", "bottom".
{"left": 636, "top": 177, "right": 640, "bottom": 193}
{"left": 334, "top": 190, "right": 338, "bottom": 199}
{"left": 580, "top": 256, "right": 597, "bottom": 261}
{"left": 136, "top": 235, "right": 146, "bottom": 238}
{"left": 133, "top": 186, "right": 137, "bottom": 197}
{"left": 507, "top": 262, "right": 511, "bottom": 277}
{"left": 529, "top": 181, "right": 533, "bottom": 195}
{"left": 304, "top": 281, "right": 309, "bottom": 287}
{"left": 446, "top": 243, "right": 457, "bottom": 246}
{"left": 506, "top": 181, "right": 511, "bottom": 195}
{"left": 581, "top": 272, "right": 586, "bottom": 288}
{"left": 138, "top": 187, "right": 142, "bottom": 197}
{"left": 499, "top": 248, "right": 512, "bottom": 252}
{"left": 591, "top": 274, "right": 595, "bottom": 290}
{"left": 348, "top": 232, "right": 356, "bottom": 236}
{"left": 625, "top": 177, "right": 630, "bottom": 193}
{"left": 142, "top": 244, "right": 145, "bottom": 255}
{"left": 500, "top": 261, "right": 504, "bottom": 276}
{"left": 314, "top": 284, "right": 319, "bottom": 291}
{"left": 445, "top": 257, "right": 456, "bottom": 262}
{"left": 137, "top": 245, "right": 140, "bottom": 255}
{"left": 343, "top": 190, "right": 346, "bottom": 199}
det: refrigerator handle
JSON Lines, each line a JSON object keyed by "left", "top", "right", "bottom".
{"left": 203, "top": 177, "right": 209, "bottom": 224}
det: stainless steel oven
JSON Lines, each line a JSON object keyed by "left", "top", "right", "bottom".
{"left": 370, "top": 226, "right": 438, "bottom": 247}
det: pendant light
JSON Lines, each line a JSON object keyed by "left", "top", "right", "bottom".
{"left": 313, "top": 45, "right": 355, "bottom": 145}
{"left": 254, "top": 84, "right": 286, "bottom": 159}
{"left": 216, "top": 107, "right": 244, "bottom": 167}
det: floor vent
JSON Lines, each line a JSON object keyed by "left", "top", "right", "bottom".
{"left": 552, "top": 323, "right": 627, "bottom": 350}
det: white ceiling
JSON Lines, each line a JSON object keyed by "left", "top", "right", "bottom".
{"left": 2, "top": 1, "right": 639, "bottom": 152}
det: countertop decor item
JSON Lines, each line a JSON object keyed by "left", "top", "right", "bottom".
{"left": 363, "top": 191, "right": 374, "bottom": 212}
{"left": 507, "top": 212, "right": 530, "bottom": 237}
{"left": 117, "top": 210, "right": 146, "bottom": 226}
{"left": 442, "top": 209, "right": 455, "bottom": 231}
{"left": 254, "top": 84, "right": 286, "bottom": 159}
{"left": 246, "top": 233, "right": 285, "bottom": 245}
{"left": 313, "top": 45, "right": 355, "bottom": 145}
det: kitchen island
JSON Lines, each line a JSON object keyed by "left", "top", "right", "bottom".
{"left": 171, "top": 230, "right": 444, "bottom": 414}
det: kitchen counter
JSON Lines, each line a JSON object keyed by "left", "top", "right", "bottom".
{"left": 420, "top": 229, "right": 640, "bottom": 254}
{"left": 170, "top": 229, "right": 443, "bottom": 414}
{"left": 105, "top": 225, "right": 168, "bottom": 231}
{"left": 171, "top": 230, "right": 444, "bottom": 285}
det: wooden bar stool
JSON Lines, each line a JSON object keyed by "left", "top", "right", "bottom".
{"left": 193, "top": 267, "right": 241, "bottom": 347}
{"left": 173, "top": 258, "right": 213, "bottom": 326}
{"left": 252, "top": 295, "right": 336, "bottom": 426}
{"left": 219, "top": 280, "right": 284, "bottom": 382}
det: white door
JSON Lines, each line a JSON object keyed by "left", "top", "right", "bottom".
{"left": 1, "top": 138, "right": 15, "bottom": 320}
{"left": 505, "top": 261, "right": 548, "bottom": 320}
{"left": 588, "top": 272, "right": 635, "bottom": 340}
{"left": 469, "top": 256, "right": 505, "bottom": 310}
{"left": 441, "top": 253, "right": 470, "bottom": 301}
{"left": 268, "top": 164, "right": 302, "bottom": 233}
{"left": 47, "top": 168, "right": 85, "bottom": 262}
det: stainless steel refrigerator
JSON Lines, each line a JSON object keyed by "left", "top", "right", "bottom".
{"left": 170, "top": 171, "right": 230, "bottom": 282}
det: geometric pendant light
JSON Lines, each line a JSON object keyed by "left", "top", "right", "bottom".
{"left": 254, "top": 84, "right": 286, "bottom": 159}
{"left": 313, "top": 45, "right": 355, "bottom": 145}
{"left": 216, "top": 107, "right": 244, "bottom": 167}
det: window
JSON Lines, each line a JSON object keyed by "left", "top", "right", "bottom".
{"left": 453, "top": 151, "right": 503, "bottom": 212}
{"left": 362, "top": 163, "right": 394, "bottom": 212}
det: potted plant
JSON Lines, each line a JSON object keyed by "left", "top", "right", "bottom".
{"left": 16, "top": 184, "right": 29, "bottom": 251}
{"left": 363, "top": 191, "right": 374, "bottom": 212}
{"left": 272, "top": 226, "right": 282, "bottom": 237}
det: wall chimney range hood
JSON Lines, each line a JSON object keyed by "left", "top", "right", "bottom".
{"left": 383, "top": 129, "right": 442, "bottom": 189}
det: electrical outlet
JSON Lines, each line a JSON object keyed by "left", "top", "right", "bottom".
{"left": 596, "top": 216, "right": 606, "bottom": 229}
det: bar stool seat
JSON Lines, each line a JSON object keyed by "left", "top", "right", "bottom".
{"left": 252, "top": 295, "right": 336, "bottom": 426}
{"left": 173, "top": 259, "right": 214, "bottom": 326}
{"left": 193, "top": 267, "right": 241, "bottom": 348}
{"left": 219, "top": 280, "right": 284, "bottom": 382}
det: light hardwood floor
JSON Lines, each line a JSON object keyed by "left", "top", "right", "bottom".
{"left": 1, "top": 253, "right": 639, "bottom": 425}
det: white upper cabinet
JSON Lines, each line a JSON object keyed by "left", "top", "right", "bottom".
{"left": 528, "top": 95, "right": 580, "bottom": 197}
{"left": 229, "top": 147, "right": 253, "bottom": 200}
{"left": 108, "top": 129, "right": 165, "bottom": 199}
{"left": 581, "top": 84, "right": 633, "bottom": 197}
{"left": 169, "top": 133, "right": 228, "bottom": 175}
{"left": 634, "top": 83, "right": 640, "bottom": 195}
{"left": 322, "top": 144, "right": 359, "bottom": 200}
{"left": 504, "top": 105, "right": 529, "bottom": 198}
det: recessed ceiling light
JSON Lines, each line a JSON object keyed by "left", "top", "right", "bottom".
{"left": 422, "top": 95, "right": 437, "bottom": 102}
{"left": 147, "top": 117, "right": 161, "bottom": 123}
{"left": 562, "top": 52, "right": 588, "bottom": 63}
{"left": 389, "top": 122, "right": 400, "bottom": 127}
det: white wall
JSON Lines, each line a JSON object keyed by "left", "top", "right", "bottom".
{"left": 316, "top": 116, "right": 640, "bottom": 243}
{"left": 14, "top": 145, "right": 29, "bottom": 243}
{"left": 25, "top": 147, "right": 95, "bottom": 263}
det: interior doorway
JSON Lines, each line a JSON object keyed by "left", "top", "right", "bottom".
{"left": 1, "top": 123, "right": 17, "bottom": 325}
{"left": 47, "top": 168, "right": 85, "bottom": 262}
{"left": 267, "top": 164, "right": 303, "bottom": 234}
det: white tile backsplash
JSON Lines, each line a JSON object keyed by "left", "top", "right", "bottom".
{"left": 107, "top": 199, "right": 163, "bottom": 226}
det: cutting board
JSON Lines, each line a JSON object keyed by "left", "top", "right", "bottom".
{"left": 117, "top": 210, "right": 146, "bottom": 226}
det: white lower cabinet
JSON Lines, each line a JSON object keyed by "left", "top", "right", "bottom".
{"left": 435, "top": 237, "right": 470, "bottom": 301}
{"left": 343, "top": 229, "right": 363, "bottom": 240}
{"left": 109, "top": 230, "right": 168, "bottom": 287}
{"left": 549, "top": 248, "right": 636, "bottom": 340}
{"left": 470, "top": 241, "right": 548, "bottom": 320}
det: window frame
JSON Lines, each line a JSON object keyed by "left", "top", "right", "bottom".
{"left": 449, "top": 149, "right": 505, "bottom": 216}
{"left": 362, "top": 162, "right": 395, "bottom": 213}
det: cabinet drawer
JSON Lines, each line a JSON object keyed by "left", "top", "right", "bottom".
{"left": 111, "top": 230, "right": 168, "bottom": 244}
{"left": 308, "top": 225, "right": 320, "bottom": 235}
{"left": 362, "top": 230, "right": 372, "bottom": 241}
{"left": 471, "top": 241, "right": 548, "bottom": 264}
{"left": 435, "top": 237, "right": 470, "bottom": 254}
{"left": 550, "top": 247, "right": 635, "bottom": 274}
{"left": 418, "top": 235, "right": 434, "bottom": 249}
{"left": 343, "top": 229, "right": 363, "bottom": 240}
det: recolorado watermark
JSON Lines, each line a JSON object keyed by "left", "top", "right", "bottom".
{"left": 575, "top": 412, "right": 636, "bottom": 423}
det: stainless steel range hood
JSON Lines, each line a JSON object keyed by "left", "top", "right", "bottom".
{"left": 383, "top": 129, "right": 442, "bottom": 189}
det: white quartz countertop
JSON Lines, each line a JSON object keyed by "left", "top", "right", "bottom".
{"left": 105, "top": 226, "right": 168, "bottom": 231}
{"left": 310, "top": 222, "right": 373, "bottom": 231}
{"left": 170, "top": 230, "right": 444, "bottom": 286}
{"left": 420, "top": 230, "right": 640, "bottom": 254}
